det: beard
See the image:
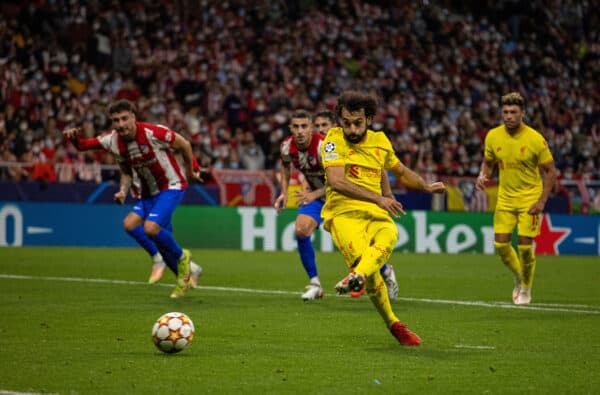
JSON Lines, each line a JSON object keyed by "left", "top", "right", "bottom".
{"left": 344, "top": 131, "right": 366, "bottom": 144}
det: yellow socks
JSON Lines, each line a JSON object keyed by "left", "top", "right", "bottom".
{"left": 494, "top": 242, "right": 522, "bottom": 280}
{"left": 366, "top": 272, "right": 398, "bottom": 328}
{"left": 518, "top": 244, "right": 536, "bottom": 289}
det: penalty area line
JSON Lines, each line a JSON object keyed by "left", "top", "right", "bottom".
{"left": 1, "top": 273, "right": 599, "bottom": 315}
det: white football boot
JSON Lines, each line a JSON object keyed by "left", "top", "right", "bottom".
{"left": 512, "top": 274, "right": 522, "bottom": 304}
{"left": 301, "top": 283, "right": 324, "bottom": 301}
{"left": 382, "top": 265, "right": 399, "bottom": 300}
{"left": 189, "top": 261, "right": 203, "bottom": 289}
{"left": 515, "top": 287, "right": 531, "bottom": 305}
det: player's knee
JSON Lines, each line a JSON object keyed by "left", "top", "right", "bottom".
{"left": 494, "top": 241, "right": 511, "bottom": 257}
{"left": 143, "top": 221, "right": 161, "bottom": 237}
{"left": 123, "top": 218, "right": 136, "bottom": 232}
{"left": 295, "top": 223, "right": 316, "bottom": 238}
{"left": 374, "top": 226, "right": 398, "bottom": 250}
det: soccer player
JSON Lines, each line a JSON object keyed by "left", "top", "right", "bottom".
{"left": 319, "top": 109, "right": 401, "bottom": 299}
{"left": 275, "top": 109, "right": 399, "bottom": 301}
{"left": 321, "top": 90, "right": 445, "bottom": 345}
{"left": 476, "top": 92, "right": 556, "bottom": 305}
{"left": 313, "top": 110, "right": 336, "bottom": 135}
{"left": 63, "top": 99, "right": 202, "bottom": 298}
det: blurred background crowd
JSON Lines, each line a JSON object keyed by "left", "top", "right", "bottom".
{"left": 0, "top": 0, "right": 598, "bottom": 185}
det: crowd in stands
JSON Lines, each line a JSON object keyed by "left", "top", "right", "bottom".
{"left": 0, "top": 0, "right": 598, "bottom": 186}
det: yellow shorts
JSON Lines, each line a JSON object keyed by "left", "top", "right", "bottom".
{"left": 328, "top": 211, "right": 398, "bottom": 269}
{"left": 493, "top": 209, "right": 541, "bottom": 238}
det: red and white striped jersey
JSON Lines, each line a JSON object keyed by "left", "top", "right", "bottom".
{"left": 280, "top": 133, "right": 325, "bottom": 192}
{"left": 97, "top": 122, "right": 187, "bottom": 198}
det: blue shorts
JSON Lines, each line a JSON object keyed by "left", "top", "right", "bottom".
{"left": 131, "top": 190, "right": 185, "bottom": 229}
{"left": 298, "top": 199, "right": 324, "bottom": 225}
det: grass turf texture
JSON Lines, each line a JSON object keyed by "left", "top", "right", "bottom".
{"left": 0, "top": 248, "right": 599, "bottom": 394}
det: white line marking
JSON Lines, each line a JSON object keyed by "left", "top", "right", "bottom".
{"left": 25, "top": 226, "right": 53, "bottom": 234}
{"left": 573, "top": 237, "right": 595, "bottom": 244}
{"left": 454, "top": 344, "right": 496, "bottom": 350}
{"left": 0, "top": 390, "right": 59, "bottom": 395}
{"left": 1, "top": 274, "right": 599, "bottom": 315}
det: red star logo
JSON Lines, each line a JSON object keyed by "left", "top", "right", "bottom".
{"left": 534, "top": 214, "right": 570, "bottom": 255}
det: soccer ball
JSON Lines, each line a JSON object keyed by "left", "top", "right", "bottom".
{"left": 151, "top": 312, "right": 195, "bottom": 353}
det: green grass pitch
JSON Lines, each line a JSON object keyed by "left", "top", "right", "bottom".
{"left": 0, "top": 248, "right": 599, "bottom": 394}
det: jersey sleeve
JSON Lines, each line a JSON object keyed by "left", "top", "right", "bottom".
{"left": 536, "top": 136, "right": 554, "bottom": 164}
{"left": 321, "top": 127, "right": 345, "bottom": 168}
{"left": 280, "top": 137, "right": 292, "bottom": 165}
{"left": 484, "top": 131, "right": 495, "bottom": 161}
{"left": 73, "top": 136, "right": 103, "bottom": 151}
{"left": 382, "top": 135, "right": 400, "bottom": 169}
{"left": 149, "top": 124, "right": 176, "bottom": 148}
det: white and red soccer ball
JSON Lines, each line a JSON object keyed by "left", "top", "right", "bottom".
{"left": 151, "top": 312, "right": 195, "bottom": 353}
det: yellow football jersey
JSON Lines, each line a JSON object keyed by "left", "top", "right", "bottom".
{"left": 484, "top": 123, "right": 553, "bottom": 210}
{"left": 321, "top": 127, "right": 400, "bottom": 224}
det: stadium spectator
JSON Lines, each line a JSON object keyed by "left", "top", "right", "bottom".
{"left": 0, "top": 1, "right": 597, "bottom": 189}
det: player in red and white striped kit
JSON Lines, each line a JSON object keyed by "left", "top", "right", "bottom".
{"left": 64, "top": 99, "right": 201, "bottom": 298}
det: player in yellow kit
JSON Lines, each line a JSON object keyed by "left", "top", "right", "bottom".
{"left": 321, "top": 90, "right": 445, "bottom": 345}
{"left": 476, "top": 92, "right": 556, "bottom": 305}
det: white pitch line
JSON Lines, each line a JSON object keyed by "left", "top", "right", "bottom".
{"left": 1, "top": 274, "right": 600, "bottom": 315}
{"left": 0, "top": 390, "right": 58, "bottom": 395}
{"left": 454, "top": 344, "right": 496, "bottom": 350}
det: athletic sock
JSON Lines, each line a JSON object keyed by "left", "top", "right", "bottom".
{"left": 494, "top": 242, "right": 522, "bottom": 279}
{"left": 380, "top": 263, "right": 390, "bottom": 277}
{"left": 158, "top": 247, "right": 179, "bottom": 275}
{"left": 366, "top": 272, "right": 399, "bottom": 328}
{"left": 153, "top": 228, "right": 183, "bottom": 263}
{"left": 297, "top": 235, "right": 318, "bottom": 279}
{"left": 127, "top": 225, "right": 159, "bottom": 256}
{"left": 518, "top": 244, "right": 536, "bottom": 288}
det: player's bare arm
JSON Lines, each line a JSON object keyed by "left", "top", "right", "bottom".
{"left": 325, "top": 165, "right": 405, "bottom": 217}
{"left": 294, "top": 187, "right": 325, "bottom": 207}
{"left": 528, "top": 160, "right": 557, "bottom": 215}
{"left": 172, "top": 133, "right": 201, "bottom": 182}
{"left": 274, "top": 162, "right": 291, "bottom": 213}
{"left": 390, "top": 162, "right": 446, "bottom": 194}
{"left": 114, "top": 162, "right": 133, "bottom": 205}
{"left": 381, "top": 171, "right": 394, "bottom": 198}
{"left": 476, "top": 158, "right": 495, "bottom": 190}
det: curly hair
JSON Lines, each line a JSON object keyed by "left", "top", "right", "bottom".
{"left": 335, "top": 90, "right": 378, "bottom": 118}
